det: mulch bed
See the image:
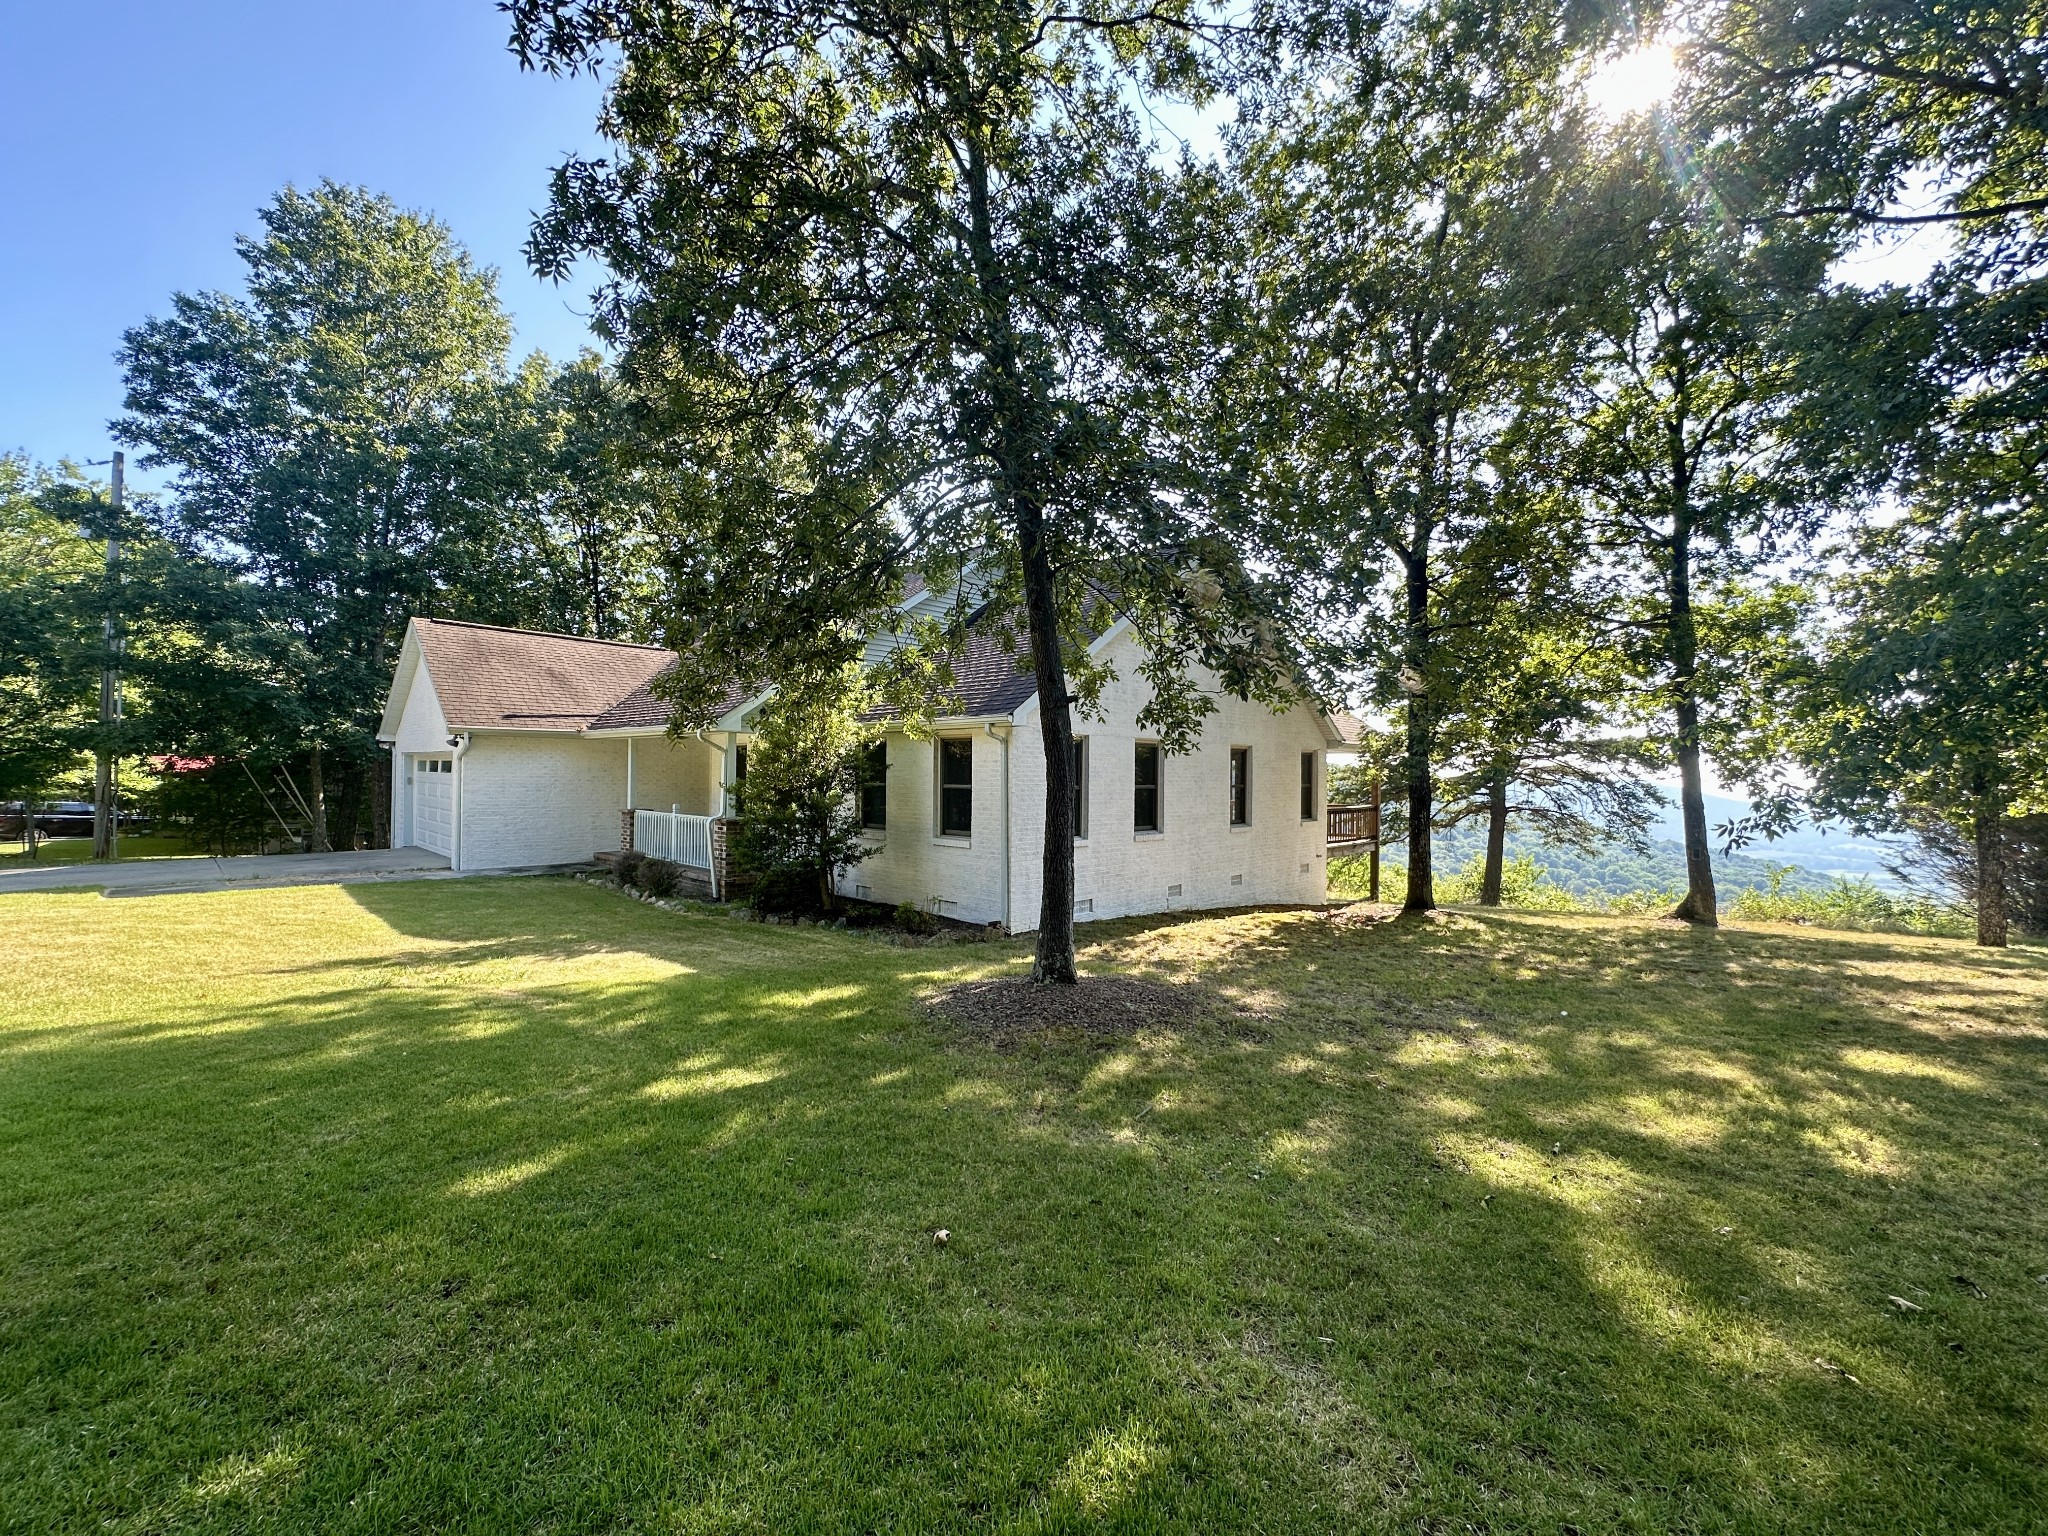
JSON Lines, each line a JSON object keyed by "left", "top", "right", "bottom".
{"left": 926, "top": 975, "right": 1200, "bottom": 1045}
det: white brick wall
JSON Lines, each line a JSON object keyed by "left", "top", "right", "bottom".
{"left": 838, "top": 729, "right": 1010, "bottom": 923}
{"left": 624, "top": 735, "right": 720, "bottom": 816}
{"left": 1008, "top": 630, "right": 1328, "bottom": 930}
{"left": 457, "top": 733, "right": 629, "bottom": 870}
{"left": 834, "top": 630, "right": 1330, "bottom": 930}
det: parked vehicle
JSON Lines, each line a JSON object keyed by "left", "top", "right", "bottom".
{"left": 0, "top": 802, "right": 152, "bottom": 838}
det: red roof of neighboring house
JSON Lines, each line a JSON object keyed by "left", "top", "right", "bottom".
{"left": 152, "top": 754, "right": 221, "bottom": 773}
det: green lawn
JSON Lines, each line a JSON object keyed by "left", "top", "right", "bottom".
{"left": 0, "top": 833, "right": 207, "bottom": 869}
{"left": 3, "top": 880, "right": 2044, "bottom": 1533}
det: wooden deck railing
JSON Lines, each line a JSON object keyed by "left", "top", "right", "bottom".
{"left": 1327, "top": 803, "right": 1379, "bottom": 846}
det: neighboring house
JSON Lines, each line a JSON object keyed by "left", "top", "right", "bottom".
{"left": 376, "top": 606, "right": 1350, "bottom": 928}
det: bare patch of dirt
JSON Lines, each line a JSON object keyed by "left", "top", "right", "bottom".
{"left": 926, "top": 975, "right": 1200, "bottom": 1045}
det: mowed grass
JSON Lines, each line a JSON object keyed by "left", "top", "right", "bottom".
{"left": 0, "top": 834, "right": 205, "bottom": 869}
{"left": 2, "top": 881, "right": 2045, "bottom": 1534}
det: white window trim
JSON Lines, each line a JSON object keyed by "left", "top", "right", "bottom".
{"left": 1133, "top": 739, "right": 1165, "bottom": 838}
{"left": 935, "top": 734, "right": 974, "bottom": 840}
{"left": 1071, "top": 734, "right": 1089, "bottom": 843}
{"left": 1229, "top": 744, "right": 1253, "bottom": 829}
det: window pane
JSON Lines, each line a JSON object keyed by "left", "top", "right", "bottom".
{"left": 939, "top": 738, "right": 972, "bottom": 835}
{"left": 861, "top": 741, "right": 887, "bottom": 829}
{"left": 1230, "top": 748, "right": 1250, "bottom": 826}
{"left": 1301, "top": 751, "right": 1317, "bottom": 820}
{"left": 1070, "top": 738, "right": 1087, "bottom": 839}
{"left": 1134, "top": 742, "right": 1161, "bottom": 833}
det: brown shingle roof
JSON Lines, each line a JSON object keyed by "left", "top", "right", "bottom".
{"left": 586, "top": 664, "right": 760, "bottom": 732}
{"left": 413, "top": 619, "right": 674, "bottom": 732}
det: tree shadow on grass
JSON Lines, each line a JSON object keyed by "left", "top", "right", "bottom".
{"left": 1067, "top": 904, "right": 2048, "bottom": 1527}
{"left": 8, "top": 881, "right": 2048, "bottom": 1531}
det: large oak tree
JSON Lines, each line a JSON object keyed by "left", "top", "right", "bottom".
{"left": 510, "top": 0, "right": 1307, "bottom": 980}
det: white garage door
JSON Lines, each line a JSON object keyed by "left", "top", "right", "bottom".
{"left": 411, "top": 756, "right": 454, "bottom": 856}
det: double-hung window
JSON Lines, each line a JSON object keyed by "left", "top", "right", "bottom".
{"left": 1229, "top": 747, "right": 1252, "bottom": 827}
{"left": 1070, "top": 737, "right": 1089, "bottom": 840}
{"left": 1133, "top": 742, "right": 1162, "bottom": 833}
{"left": 859, "top": 741, "right": 888, "bottom": 830}
{"left": 1300, "top": 751, "right": 1319, "bottom": 821}
{"left": 938, "top": 737, "right": 973, "bottom": 837}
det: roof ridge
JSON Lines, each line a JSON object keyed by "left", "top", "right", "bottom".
{"left": 416, "top": 616, "right": 672, "bottom": 652}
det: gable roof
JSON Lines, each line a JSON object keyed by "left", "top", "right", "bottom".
{"left": 409, "top": 618, "right": 674, "bottom": 732}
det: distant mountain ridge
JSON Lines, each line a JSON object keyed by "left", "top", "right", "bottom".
{"left": 1344, "top": 786, "right": 1914, "bottom": 903}
{"left": 1650, "top": 790, "right": 1911, "bottom": 887}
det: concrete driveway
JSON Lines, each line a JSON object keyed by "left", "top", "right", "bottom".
{"left": 0, "top": 847, "right": 459, "bottom": 896}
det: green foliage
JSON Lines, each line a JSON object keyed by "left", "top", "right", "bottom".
{"left": 1728, "top": 866, "right": 1975, "bottom": 940}
{"left": 1792, "top": 466, "right": 2048, "bottom": 945}
{"left": 729, "top": 669, "right": 878, "bottom": 914}
{"left": 0, "top": 456, "right": 102, "bottom": 804}
{"left": 1223, "top": 0, "right": 1602, "bottom": 909}
{"left": 638, "top": 858, "right": 684, "bottom": 900}
{"left": 115, "top": 182, "right": 660, "bottom": 847}
{"left": 1436, "top": 853, "right": 1587, "bottom": 912}
{"left": 143, "top": 760, "right": 278, "bottom": 857}
{"left": 613, "top": 849, "right": 647, "bottom": 887}
{"left": 893, "top": 901, "right": 938, "bottom": 937}
{"left": 511, "top": 0, "right": 1311, "bottom": 976}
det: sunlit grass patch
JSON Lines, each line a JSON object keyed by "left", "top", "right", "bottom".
{"left": 2, "top": 879, "right": 2044, "bottom": 1532}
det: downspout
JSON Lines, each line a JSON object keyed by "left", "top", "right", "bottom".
{"left": 985, "top": 721, "right": 1011, "bottom": 933}
{"left": 449, "top": 732, "right": 474, "bottom": 871}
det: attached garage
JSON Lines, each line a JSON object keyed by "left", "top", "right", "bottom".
{"left": 409, "top": 755, "right": 454, "bottom": 856}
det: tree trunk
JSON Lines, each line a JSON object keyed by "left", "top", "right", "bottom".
{"left": 1665, "top": 512, "right": 1717, "bottom": 925}
{"left": 92, "top": 750, "right": 116, "bottom": 861}
{"left": 1019, "top": 500, "right": 1078, "bottom": 983}
{"left": 1975, "top": 792, "right": 2009, "bottom": 948}
{"left": 307, "top": 744, "right": 331, "bottom": 854}
{"left": 330, "top": 757, "right": 362, "bottom": 852}
{"left": 959, "top": 125, "right": 1074, "bottom": 981}
{"left": 1401, "top": 542, "right": 1434, "bottom": 913}
{"left": 369, "top": 756, "right": 391, "bottom": 850}
{"left": 1479, "top": 770, "right": 1508, "bottom": 906}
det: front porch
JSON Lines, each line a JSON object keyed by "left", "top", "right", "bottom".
{"left": 593, "top": 730, "right": 751, "bottom": 897}
{"left": 599, "top": 809, "right": 748, "bottom": 900}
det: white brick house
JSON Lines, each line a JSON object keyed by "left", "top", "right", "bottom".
{"left": 376, "top": 610, "right": 1349, "bottom": 928}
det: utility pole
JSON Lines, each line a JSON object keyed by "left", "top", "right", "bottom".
{"left": 91, "top": 453, "right": 124, "bottom": 861}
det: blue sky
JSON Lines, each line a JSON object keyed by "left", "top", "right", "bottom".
{"left": 1, "top": 0, "right": 609, "bottom": 489}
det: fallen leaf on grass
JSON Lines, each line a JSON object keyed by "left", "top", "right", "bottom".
{"left": 1814, "top": 1358, "right": 1862, "bottom": 1384}
{"left": 1888, "top": 1295, "right": 1923, "bottom": 1312}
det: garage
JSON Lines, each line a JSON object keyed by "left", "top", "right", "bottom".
{"left": 410, "top": 755, "right": 454, "bottom": 855}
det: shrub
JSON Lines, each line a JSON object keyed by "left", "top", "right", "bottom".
{"left": 639, "top": 858, "right": 683, "bottom": 899}
{"left": 615, "top": 848, "right": 647, "bottom": 886}
{"left": 749, "top": 863, "right": 819, "bottom": 915}
{"left": 1729, "top": 866, "right": 1973, "bottom": 938}
{"left": 727, "top": 669, "right": 878, "bottom": 915}
{"left": 894, "top": 900, "right": 937, "bottom": 936}
{"left": 1436, "top": 853, "right": 1589, "bottom": 912}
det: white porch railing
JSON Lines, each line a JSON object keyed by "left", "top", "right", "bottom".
{"left": 634, "top": 810, "right": 715, "bottom": 871}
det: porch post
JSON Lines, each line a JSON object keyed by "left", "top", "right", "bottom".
{"left": 625, "top": 736, "right": 637, "bottom": 812}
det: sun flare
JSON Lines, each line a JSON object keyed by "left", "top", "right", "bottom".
{"left": 1587, "top": 43, "right": 1679, "bottom": 121}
